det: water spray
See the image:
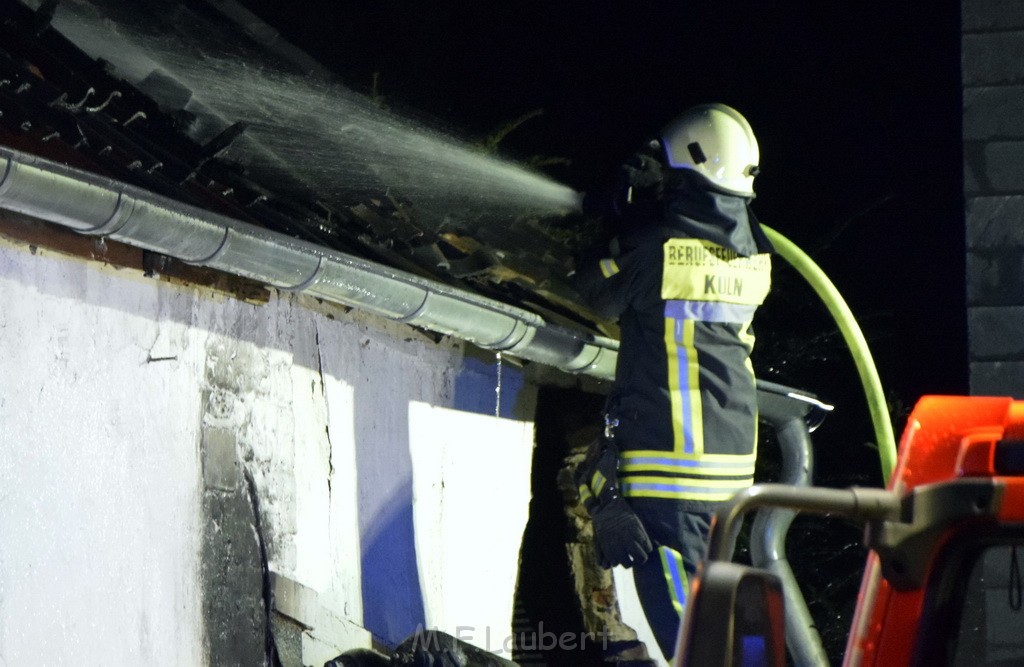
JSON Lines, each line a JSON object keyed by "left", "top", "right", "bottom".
{"left": 38, "top": 0, "right": 580, "bottom": 231}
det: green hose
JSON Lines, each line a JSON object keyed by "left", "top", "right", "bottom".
{"left": 761, "top": 224, "right": 897, "bottom": 484}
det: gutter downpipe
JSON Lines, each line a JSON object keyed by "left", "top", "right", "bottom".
{"left": 0, "top": 146, "right": 617, "bottom": 380}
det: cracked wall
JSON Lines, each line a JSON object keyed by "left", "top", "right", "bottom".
{"left": 0, "top": 232, "right": 539, "bottom": 666}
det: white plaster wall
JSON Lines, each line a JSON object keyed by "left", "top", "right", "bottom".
{"left": 0, "top": 236, "right": 537, "bottom": 665}
{"left": 614, "top": 568, "right": 670, "bottom": 666}
{"left": 0, "top": 244, "right": 206, "bottom": 666}
{"left": 409, "top": 401, "right": 534, "bottom": 656}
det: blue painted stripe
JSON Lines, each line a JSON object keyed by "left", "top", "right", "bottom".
{"left": 453, "top": 355, "right": 526, "bottom": 419}
{"left": 358, "top": 483, "right": 426, "bottom": 645}
{"left": 664, "top": 299, "right": 757, "bottom": 323}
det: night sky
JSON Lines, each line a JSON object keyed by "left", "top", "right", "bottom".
{"left": 239, "top": 0, "right": 967, "bottom": 484}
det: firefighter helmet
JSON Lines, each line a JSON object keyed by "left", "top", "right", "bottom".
{"left": 660, "top": 103, "right": 760, "bottom": 197}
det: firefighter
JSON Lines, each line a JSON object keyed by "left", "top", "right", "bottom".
{"left": 574, "top": 103, "right": 774, "bottom": 661}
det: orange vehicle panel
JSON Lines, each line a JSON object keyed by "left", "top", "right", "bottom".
{"left": 844, "top": 395, "right": 1024, "bottom": 666}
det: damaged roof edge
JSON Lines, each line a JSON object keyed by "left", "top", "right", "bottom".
{"left": 0, "top": 146, "right": 618, "bottom": 380}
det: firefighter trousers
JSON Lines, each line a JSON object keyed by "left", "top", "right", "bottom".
{"left": 628, "top": 498, "right": 714, "bottom": 661}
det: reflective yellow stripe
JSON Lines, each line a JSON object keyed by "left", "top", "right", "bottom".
{"left": 740, "top": 320, "right": 760, "bottom": 454}
{"left": 684, "top": 320, "right": 703, "bottom": 455}
{"left": 661, "top": 239, "right": 771, "bottom": 305}
{"left": 619, "top": 450, "right": 756, "bottom": 476}
{"left": 591, "top": 471, "right": 607, "bottom": 497}
{"left": 659, "top": 547, "right": 688, "bottom": 617}
{"left": 665, "top": 316, "right": 685, "bottom": 452}
{"left": 578, "top": 484, "right": 593, "bottom": 503}
{"left": 619, "top": 462, "right": 756, "bottom": 476}
{"left": 665, "top": 317, "right": 704, "bottom": 455}
{"left": 739, "top": 319, "right": 757, "bottom": 352}
{"left": 620, "top": 475, "right": 752, "bottom": 489}
{"left": 599, "top": 258, "right": 620, "bottom": 278}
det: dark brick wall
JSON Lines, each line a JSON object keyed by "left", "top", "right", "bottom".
{"left": 964, "top": 0, "right": 1024, "bottom": 398}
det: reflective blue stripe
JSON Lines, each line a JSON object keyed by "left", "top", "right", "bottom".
{"left": 661, "top": 547, "right": 688, "bottom": 616}
{"left": 664, "top": 299, "right": 757, "bottom": 323}
{"left": 622, "top": 481, "right": 750, "bottom": 494}
{"left": 623, "top": 456, "right": 753, "bottom": 469}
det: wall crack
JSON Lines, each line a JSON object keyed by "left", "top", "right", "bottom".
{"left": 315, "top": 320, "right": 335, "bottom": 535}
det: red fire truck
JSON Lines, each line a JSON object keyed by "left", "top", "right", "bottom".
{"left": 677, "top": 394, "right": 1024, "bottom": 666}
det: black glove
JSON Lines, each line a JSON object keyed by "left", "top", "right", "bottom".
{"left": 575, "top": 437, "right": 653, "bottom": 569}
{"left": 591, "top": 496, "right": 653, "bottom": 569}
{"left": 580, "top": 149, "right": 665, "bottom": 221}
{"left": 621, "top": 152, "right": 664, "bottom": 193}
{"left": 575, "top": 438, "right": 619, "bottom": 511}
{"left": 614, "top": 152, "right": 665, "bottom": 226}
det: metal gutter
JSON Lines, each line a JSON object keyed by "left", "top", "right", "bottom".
{"left": 0, "top": 146, "right": 618, "bottom": 380}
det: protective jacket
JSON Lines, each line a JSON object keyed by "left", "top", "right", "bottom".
{"left": 575, "top": 170, "right": 774, "bottom": 514}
